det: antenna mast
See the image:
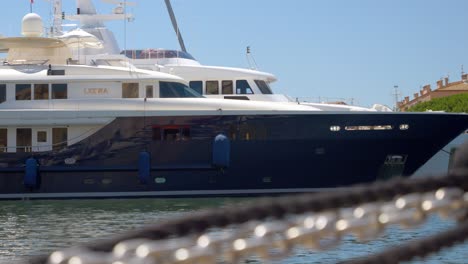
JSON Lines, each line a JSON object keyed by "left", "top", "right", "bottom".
{"left": 392, "top": 85, "right": 401, "bottom": 112}
{"left": 164, "top": 0, "right": 187, "bottom": 53}
{"left": 246, "top": 46, "right": 259, "bottom": 70}
{"left": 51, "top": 0, "right": 63, "bottom": 36}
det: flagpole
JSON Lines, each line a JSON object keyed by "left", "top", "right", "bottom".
{"left": 30, "top": 0, "right": 33, "bottom": 13}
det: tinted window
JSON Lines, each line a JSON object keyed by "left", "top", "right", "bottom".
{"left": 16, "top": 84, "right": 31, "bottom": 100}
{"left": 52, "top": 127, "right": 67, "bottom": 151}
{"left": 189, "top": 81, "right": 203, "bottom": 94}
{"left": 152, "top": 127, "right": 162, "bottom": 141}
{"left": 206, "top": 81, "right": 219, "bottom": 95}
{"left": 160, "top": 82, "right": 203, "bottom": 98}
{"left": 121, "top": 49, "right": 196, "bottom": 60}
{"left": 146, "top": 85, "right": 153, "bottom": 98}
{"left": 254, "top": 80, "right": 273, "bottom": 94}
{"left": 16, "top": 128, "right": 31, "bottom": 153}
{"left": 0, "top": 128, "right": 6, "bottom": 152}
{"left": 236, "top": 80, "right": 254, "bottom": 94}
{"left": 0, "top": 84, "right": 5, "bottom": 103}
{"left": 37, "top": 131, "right": 47, "bottom": 143}
{"left": 52, "top": 84, "right": 67, "bottom": 99}
{"left": 222, "top": 80, "right": 233, "bottom": 94}
{"left": 34, "top": 84, "right": 49, "bottom": 100}
{"left": 153, "top": 126, "right": 190, "bottom": 141}
{"left": 164, "top": 128, "right": 179, "bottom": 141}
{"left": 122, "top": 83, "right": 139, "bottom": 98}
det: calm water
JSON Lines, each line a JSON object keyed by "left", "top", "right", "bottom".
{"left": 0, "top": 198, "right": 467, "bottom": 264}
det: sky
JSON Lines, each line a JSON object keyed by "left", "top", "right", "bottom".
{"left": 3, "top": 0, "right": 468, "bottom": 108}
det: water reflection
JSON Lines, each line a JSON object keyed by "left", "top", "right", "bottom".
{"left": 0, "top": 198, "right": 245, "bottom": 260}
{"left": 0, "top": 198, "right": 467, "bottom": 263}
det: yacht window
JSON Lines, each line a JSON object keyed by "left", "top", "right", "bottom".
{"left": 164, "top": 128, "right": 179, "bottom": 141}
{"left": 222, "top": 80, "right": 234, "bottom": 94}
{"left": 122, "top": 83, "right": 139, "bottom": 98}
{"left": 160, "top": 82, "right": 203, "bottom": 98}
{"left": 49, "top": 70, "right": 65, "bottom": 76}
{"left": 52, "top": 127, "right": 67, "bottom": 151}
{"left": 152, "top": 127, "right": 162, "bottom": 141}
{"left": 121, "top": 49, "right": 197, "bottom": 61}
{"left": 181, "top": 127, "right": 190, "bottom": 139}
{"left": 206, "top": 81, "right": 219, "bottom": 95}
{"left": 254, "top": 80, "right": 273, "bottom": 94}
{"left": 134, "top": 50, "right": 142, "bottom": 59}
{"left": 146, "top": 85, "right": 154, "bottom": 98}
{"left": 37, "top": 131, "right": 47, "bottom": 143}
{"left": 152, "top": 126, "right": 190, "bottom": 141}
{"left": 16, "top": 84, "right": 31, "bottom": 100}
{"left": 0, "top": 128, "right": 6, "bottom": 153}
{"left": 0, "top": 84, "right": 5, "bottom": 103}
{"left": 34, "top": 84, "right": 49, "bottom": 100}
{"left": 164, "top": 127, "right": 190, "bottom": 141}
{"left": 16, "top": 128, "right": 32, "bottom": 153}
{"left": 189, "top": 81, "right": 203, "bottom": 94}
{"left": 236, "top": 80, "right": 254, "bottom": 94}
{"left": 52, "top": 84, "right": 68, "bottom": 99}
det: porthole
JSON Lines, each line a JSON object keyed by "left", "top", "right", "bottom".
{"left": 262, "top": 177, "right": 272, "bottom": 183}
{"left": 330, "top": 126, "right": 340, "bottom": 132}
{"left": 399, "top": 124, "right": 409, "bottom": 130}
{"left": 101, "top": 178, "right": 112, "bottom": 185}
{"left": 83, "top": 178, "right": 95, "bottom": 185}
{"left": 64, "top": 157, "right": 76, "bottom": 165}
{"left": 155, "top": 177, "right": 166, "bottom": 184}
{"left": 315, "top": 148, "right": 325, "bottom": 155}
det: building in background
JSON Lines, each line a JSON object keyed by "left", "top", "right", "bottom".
{"left": 398, "top": 73, "right": 468, "bottom": 111}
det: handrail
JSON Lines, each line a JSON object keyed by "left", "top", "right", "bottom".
{"left": 0, "top": 126, "right": 99, "bottom": 153}
{"left": 4, "top": 59, "right": 50, "bottom": 66}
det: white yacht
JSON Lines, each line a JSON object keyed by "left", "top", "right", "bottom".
{"left": 0, "top": 11, "right": 465, "bottom": 200}
{"left": 56, "top": 0, "right": 383, "bottom": 112}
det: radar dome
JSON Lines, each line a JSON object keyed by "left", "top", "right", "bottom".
{"left": 21, "top": 13, "right": 43, "bottom": 37}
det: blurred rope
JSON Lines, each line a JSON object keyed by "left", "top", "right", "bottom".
{"left": 25, "top": 141, "right": 468, "bottom": 264}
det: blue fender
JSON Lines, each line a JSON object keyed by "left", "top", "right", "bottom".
{"left": 138, "top": 151, "right": 151, "bottom": 184}
{"left": 212, "top": 134, "right": 230, "bottom": 168}
{"left": 25, "top": 158, "right": 39, "bottom": 188}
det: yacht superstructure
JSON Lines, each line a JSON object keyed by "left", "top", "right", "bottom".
{"left": 54, "top": 0, "right": 383, "bottom": 111}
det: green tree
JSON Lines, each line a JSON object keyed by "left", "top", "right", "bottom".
{"left": 406, "top": 93, "right": 468, "bottom": 113}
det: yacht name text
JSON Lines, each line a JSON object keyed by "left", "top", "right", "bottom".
{"left": 84, "top": 88, "right": 109, "bottom": 95}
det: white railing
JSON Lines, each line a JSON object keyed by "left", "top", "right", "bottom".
{"left": 0, "top": 127, "right": 100, "bottom": 153}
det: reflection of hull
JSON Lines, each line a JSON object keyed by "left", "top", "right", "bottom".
{"left": 414, "top": 132, "right": 468, "bottom": 176}
{"left": 0, "top": 113, "right": 467, "bottom": 200}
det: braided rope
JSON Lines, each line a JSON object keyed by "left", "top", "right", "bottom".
{"left": 26, "top": 141, "right": 468, "bottom": 264}
{"left": 341, "top": 219, "right": 468, "bottom": 264}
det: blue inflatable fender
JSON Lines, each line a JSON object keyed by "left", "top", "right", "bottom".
{"left": 138, "top": 151, "right": 151, "bottom": 184}
{"left": 212, "top": 134, "right": 230, "bottom": 168}
{"left": 24, "top": 158, "right": 39, "bottom": 188}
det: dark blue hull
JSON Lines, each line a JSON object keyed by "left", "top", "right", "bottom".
{"left": 0, "top": 113, "right": 467, "bottom": 199}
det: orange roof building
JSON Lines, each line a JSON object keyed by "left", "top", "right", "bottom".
{"left": 398, "top": 74, "right": 468, "bottom": 111}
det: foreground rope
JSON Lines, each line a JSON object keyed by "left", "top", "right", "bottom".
{"left": 26, "top": 141, "right": 468, "bottom": 264}
{"left": 341, "top": 219, "right": 468, "bottom": 264}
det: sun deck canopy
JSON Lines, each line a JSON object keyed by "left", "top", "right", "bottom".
{"left": 0, "top": 37, "right": 72, "bottom": 65}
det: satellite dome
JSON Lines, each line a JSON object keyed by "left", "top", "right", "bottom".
{"left": 21, "top": 13, "right": 43, "bottom": 37}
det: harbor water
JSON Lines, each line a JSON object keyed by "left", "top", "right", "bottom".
{"left": 1, "top": 198, "right": 468, "bottom": 264}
